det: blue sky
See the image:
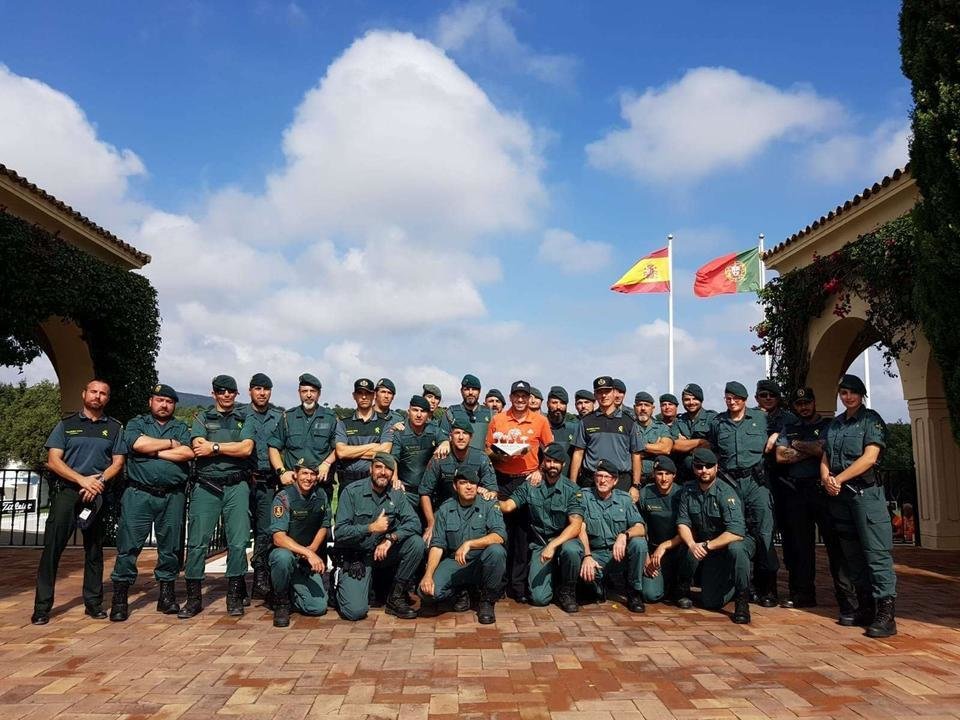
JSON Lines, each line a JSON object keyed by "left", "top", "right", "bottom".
{"left": 0, "top": 1, "right": 911, "bottom": 419}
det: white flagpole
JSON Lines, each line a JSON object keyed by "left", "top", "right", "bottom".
{"left": 759, "top": 233, "right": 771, "bottom": 378}
{"left": 667, "top": 233, "right": 675, "bottom": 394}
{"left": 864, "top": 349, "right": 873, "bottom": 408}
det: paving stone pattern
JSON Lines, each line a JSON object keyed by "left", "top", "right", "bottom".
{"left": 1, "top": 547, "right": 959, "bottom": 719}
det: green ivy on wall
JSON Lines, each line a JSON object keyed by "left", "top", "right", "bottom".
{"left": 0, "top": 210, "right": 160, "bottom": 422}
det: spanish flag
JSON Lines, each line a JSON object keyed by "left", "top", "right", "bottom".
{"left": 610, "top": 247, "right": 670, "bottom": 294}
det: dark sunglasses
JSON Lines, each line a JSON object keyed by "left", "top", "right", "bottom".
{"left": 692, "top": 462, "right": 717, "bottom": 470}
{"left": 213, "top": 387, "right": 237, "bottom": 395}
{"left": 756, "top": 392, "right": 777, "bottom": 399}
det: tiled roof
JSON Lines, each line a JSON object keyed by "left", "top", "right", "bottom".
{"left": 764, "top": 163, "right": 912, "bottom": 260}
{"left": 0, "top": 163, "right": 150, "bottom": 265}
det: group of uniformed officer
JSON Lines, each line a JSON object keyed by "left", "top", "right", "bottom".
{"left": 31, "top": 370, "right": 897, "bottom": 639}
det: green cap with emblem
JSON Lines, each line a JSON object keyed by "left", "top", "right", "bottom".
{"left": 295, "top": 452, "right": 322, "bottom": 472}
{"left": 461, "top": 374, "right": 481, "bottom": 389}
{"left": 485, "top": 388, "right": 505, "bottom": 403}
{"left": 612, "top": 378, "right": 627, "bottom": 393}
{"left": 299, "top": 373, "right": 322, "bottom": 390}
{"left": 654, "top": 455, "right": 677, "bottom": 473}
{"left": 212, "top": 374, "right": 238, "bottom": 392}
{"left": 151, "top": 383, "right": 179, "bottom": 403}
{"left": 682, "top": 383, "right": 704, "bottom": 401}
{"left": 724, "top": 381, "right": 749, "bottom": 399}
{"left": 659, "top": 393, "right": 679, "bottom": 406}
{"left": 692, "top": 447, "right": 718, "bottom": 465}
{"left": 409, "top": 395, "right": 431, "bottom": 411}
{"left": 372, "top": 451, "right": 396, "bottom": 471}
{"left": 593, "top": 458, "right": 618, "bottom": 476}
{"left": 454, "top": 466, "right": 479, "bottom": 484}
{"left": 634, "top": 391, "right": 655, "bottom": 405}
{"left": 249, "top": 372, "right": 272, "bottom": 389}
{"left": 542, "top": 442, "right": 568, "bottom": 463}
{"left": 354, "top": 378, "right": 374, "bottom": 393}
{"left": 838, "top": 374, "right": 868, "bottom": 396}
{"left": 450, "top": 416, "right": 474, "bottom": 434}
{"left": 375, "top": 378, "right": 396, "bottom": 393}
{"left": 422, "top": 383, "right": 442, "bottom": 399}
{"left": 548, "top": 386, "right": 569, "bottom": 403}
{"left": 575, "top": 389, "right": 595, "bottom": 401}
{"left": 756, "top": 379, "right": 782, "bottom": 397}
{"left": 529, "top": 386, "right": 543, "bottom": 400}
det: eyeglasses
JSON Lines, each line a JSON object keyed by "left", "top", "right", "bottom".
{"left": 213, "top": 388, "right": 237, "bottom": 396}
{"left": 756, "top": 392, "right": 776, "bottom": 399}
{"left": 692, "top": 463, "right": 717, "bottom": 470}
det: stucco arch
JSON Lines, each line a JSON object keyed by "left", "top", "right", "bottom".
{"left": 35, "top": 316, "right": 95, "bottom": 414}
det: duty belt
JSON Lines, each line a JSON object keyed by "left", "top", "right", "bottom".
{"left": 198, "top": 471, "right": 249, "bottom": 491}
{"left": 128, "top": 480, "right": 182, "bottom": 498}
{"left": 340, "top": 469, "right": 370, "bottom": 482}
{"left": 725, "top": 467, "right": 755, "bottom": 480}
{"left": 251, "top": 471, "right": 278, "bottom": 488}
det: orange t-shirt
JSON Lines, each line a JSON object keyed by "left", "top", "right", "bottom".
{"left": 485, "top": 408, "right": 554, "bottom": 475}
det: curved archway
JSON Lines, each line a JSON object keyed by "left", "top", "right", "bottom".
{"left": 36, "top": 316, "right": 95, "bottom": 414}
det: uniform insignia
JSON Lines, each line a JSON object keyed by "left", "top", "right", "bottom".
{"left": 727, "top": 498, "right": 737, "bottom": 505}
{"left": 618, "top": 425, "right": 623, "bottom": 432}
{"left": 375, "top": 427, "right": 381, "bottom": 433}
{"left": 101, "top": 429, "right": 109, "bottom": 437}
{"left": 154, "top": 384, "right": 162, "bottom": 394}
{"left": 237, "top": 421, "right": 243, "bottom": 429}
{"left": 274, "top": 505, "right": 284, "bottom": 517}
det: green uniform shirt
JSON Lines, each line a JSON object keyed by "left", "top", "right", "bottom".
{"left": 190, "top": 407, "right": 256, "bottom": 480}
{"left": 572, "top": 409, "right": 640, "bottom": 474}
{"left": 45, "top": 411, "right": 125, "bottom": 476}
{"left": 580, "top": 488, "right": 644, "bottom": 551}
{"left": 675, "top": 408, "right": 718, "bottom": 443}
{"left": 123, "top": 413, "right": 192, "bottom": 489}
{"left": 334, "top": 481, "right": 421, "bottom": 551}
{"left": 776, "top": 416, "right": 830, "bottom": 480}
{"left": 241, "top": 403, "right": 282, "bottom": 472}
{"left": 378, "top": 408, "right": 406, "bottom": 427}
{"left": 419, "top": 447, "right": 496, "bottom": 504}
{"left": 430, "top": 496, "right": 506, "bottom": 552}
{"left": 677, "top": 480, "right": 746, "bottom": 541}
{"left": 335, "top": 411, "right": 395, "bottom": 479}
{"left": 268, "top": 405, "right": 338, "bottom": 471}
{"left": 824, "top": 406, "right": 886, "bottom": 476}
{"left": 633, "top": 419, "right": 672, "bottom": 476}
{"left": 548, "top": 417, "right": 579, "bottom": 473}
{"left": 440, "top": 404, "right": 493, "bottom": 451}
{"left": 638, "top": 482, "right": 683, "bottom": 546}
{"left": 707, "top": 408, "right": 768, "bottom": 471}
{"left": 270, "top": 483, "right": 330, "bottom": 546}
{"left": 390, "top": 422, "right": 444, "bottom": 495}
{"left": 655, "top": 414, "right": 681, "bottom": 440}
{"left": 509, "top": 477, "right": 583, "bottom": 542}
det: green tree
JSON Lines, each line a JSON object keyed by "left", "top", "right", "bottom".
{"left": 901, "top": 1, "right": 960, "bottom": 442}
{"left": 0, "top": 381, "right": 61, "bottom": 468}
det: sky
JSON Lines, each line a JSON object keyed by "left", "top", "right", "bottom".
{"left": 0, "top": 0, "right": 913, "bottom": 420}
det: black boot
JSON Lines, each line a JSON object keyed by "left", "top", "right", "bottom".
{"left": 675, "top": 582, "right": 693, "bottom": 610}
{"left": 385, "top": 581, "right": 419, "bottom": 619}
{"left": 251, "top": 566, "right": 271, "bottom": 600}
{"left": 477, "top": 590, "right": 497, "bottom": 625}
{"left": 557, "top": 582, "right": 580, "bottom": 614}
{"left": 273, "top": 591, "right": 291, "bottom": 628}
{"left": 757, "top": 571, "right": 778, "bottom": 608}
{"left": 865, "top": 597, "right": 897, "bottom": 638}
{"left": 840, "top": 592, "right": 875, "bottom": 627}
{"left": 109, "top": 582, "right": 130, "bottom": 622}
{"left": 626, "top": 588, "right": 646, "bottom": 614}
{"left": 157, "top": 580, "right": 180, "bottom": 615}
{"left": 452, "top": 589, "right": 472, "bottom": 613}
{"left": 226, "top": 576, "right": 245, "bottom": 616}
{"left": 177, "top": 580, "right": 203, "bottom": 619}
{"left": 732, "top": 591, "right": 751, "bottom": 624}
{"left": 238, "top": 575, "right": 250, "bottom": 607}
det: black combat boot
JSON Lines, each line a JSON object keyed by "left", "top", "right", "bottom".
{"left": 273, "top": 591, "right": 291, "bottom": 628}
{"left": 385, "top": 581, "right": 419, "bottom": 619}
{"left": 840, "top": 591, "right": 874, "bottom": 627}
{"left": 626, "top": 588, "right": 646, "bottom": 614}
{"left": 674, "top": 582, "right": 694, "bottom": 610}
{"left": 157, "top": 580, "right": 180, "bottom": 615}
{"left": 178, "top": 580, "right": 203, "bottom": 619}
{"left": 865, "top": 597, "right": 897, "bottom": 638}
{"left": 557, "top": 582, "right": 580, "bottom": 614}
{"left": 732, "top": 590, "right": 751, "bottom": 624}
{"left": 252, "top": 566, "right": 271, "bottom": 600}
{"left": 452, "top": 589, "right": 472, "bottom": 613}
{"left": 477, "top": 589, "right": 497, "bottom": 625}
{"left": 226, "top": 576, "right": 245, "bottom": 616}
{"left": 757, "top": 572, "right": 779, "bottom": 608}
{"left": 237, "top": 575, "right": 250, "bottom": 607}
{"left": 109, "top": 582, "right": 130, "bottom": 622}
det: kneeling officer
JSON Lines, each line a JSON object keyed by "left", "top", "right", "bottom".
{"left": 269, "top": 455, "right": 331, "bottom": 627}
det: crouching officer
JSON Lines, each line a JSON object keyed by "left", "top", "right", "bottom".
{"left": 109, "top": 384, "right": 194, "bottom": 621}
{"left": 333, "top": 453, "right": 425, "bottom": 620}
{"left": 499, "top": 443, "right": 583, "bottom": 612}
{"left": 638, "top": 456, "right": 693, "bottom": 607}
{"left": 269, "top": 455, "right": 331, "bottom": 627}
{"left": 419, "top": 467, "right": 507, "bottom": 624}
{"left": 577, "top": 460, "right": 648, "bottom": 613}
{"left": 677, "top": 448, "right": 754, "bottom": 623}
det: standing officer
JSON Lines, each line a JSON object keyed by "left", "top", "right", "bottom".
{"left": 677, "top": 448, "right": 754, "bottom": 623}
{"left": 422, "top": 384, "right": 443, "bottom": 414}
{"left": 570, "top": 376, "right": 640, "bottom": 492}
{"left": 374, "top": 378, "right": 405, "bottom": 428}
{"left": 820, "top": 374, "right": 897, "bottom": 638}
{"left": 706, "top": 381, "right": 779, "bottom": 608}
{"left": 485, "top": 389, "right": 505, "bottom": 414}
{"left": 612, "top": 378, "right": 635, "bottom": 420}
{"left": 528, "top": 387, "right": 544, "bottom": 413}
{"left": 638, "top": 456, "right": 691, "bottom": 606}
{"left": 269, "top": 374, "right": 338, "bottom": 502}
{"left": 576, "top": 460, "right": 648, "bottom": 613}
{"left": 419, "top": 467, "right": 507, "bottom": 624}
{"left": 109, "top": 384, "right": 194, "bottom": 621}
{"left": 775, "top": 387, "right": 856, "bottom": 611}
{"left": 179, "top": 375, "right": 255, "bottom": 619}
{"left": 269, "top": 455, "right": 331, "bottom": 627}
{"left": 242, "top": 373, "right": 283, "bottom": 601}
{"left": 546, "top": 386, "right": 578, "bottom": 474}
{"left": 673, "top": 383, "right": 717, "bottom": 478}
{"left": 390, "top": 395, "right": 444, "bottom": 513}
{"left": 32, "top": 379, "right": 125, "bottom": 625}
{"left": 335, "top": 378, "right": 395, "bottom": 494}
{"left": 333, "top": 453, "right": 425, "bottom": 620}
{"left": 632, "top": 392, "right": 674, "bottom": 485}
{"left": 574, "top": 390, "right": 596, "bottom": 418}
{"left": 499, "top": 443, "right": 584, "bottom": 612}
{"left": 656, "top": 394, "right": 682, "bottom": 440}
{"left": 440, "top": 374, "right": 493, "bottom": 451}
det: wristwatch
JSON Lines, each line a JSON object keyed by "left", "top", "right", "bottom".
{"left": 276, "top": 466, "right": 287, "bottom": 478}
{"left": 212, "top": 443, "right": 220, "bottom": 455}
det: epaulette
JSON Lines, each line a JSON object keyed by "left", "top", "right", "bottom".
{"left": 61, "top": 411, "right": 80, "bottom": 420}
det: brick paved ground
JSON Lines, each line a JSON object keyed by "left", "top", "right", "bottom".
{"left": 1, "top": 546, "right": 959, "bottom": 720}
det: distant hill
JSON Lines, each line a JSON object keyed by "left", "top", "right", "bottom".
{"left": 176, "top": 392, "right": 213, "bottom": 408}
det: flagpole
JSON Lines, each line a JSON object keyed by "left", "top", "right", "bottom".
{"left": 667, "top": 233, "right": 675, "bottom": 394}
{"left": 864, "top": 349, "right": 872, "bottom": 408}
{"left": 759, "top": 233, "right": 771, "bottom": 378}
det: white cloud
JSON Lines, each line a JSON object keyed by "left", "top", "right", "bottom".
{"left": 586, "top": 66, "right": 845, "bottom": 184}
{"left": 436, "top": 0, "right": 577, "bottom": 87}
{"left": 805, "top": 120, "right": 910, "bottom": 184}
{"left": 538, "top": 228, "right": 612, "bottom": 274}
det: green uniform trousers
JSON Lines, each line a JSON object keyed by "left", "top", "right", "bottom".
{"left": 689, "top": 536, "right": 756, "bottom": 609}
{"left": 250, "top": 482, "right": 277, "bottom": 571}
{"left": 725, "top": 476, "right": 778, "bottom": 574}
{"left": 528, "top": 539, "right": 583, "bottom": 606}
{"left": 110, "top": 486, "right": 185, "bottom": 584}
{"left": 578, "top": 537, "right": 648, "bottom": 594}
{"left": 184, "top": 483, "right": 251, "bottom": 580}
{"left": 430, "top": 544, "right": 506, "bottom": 600}
{"left": 336, "top": 536, "right": 426, "bottom": 620}
{"left": 829, "top": 484, "right": 896, "bottom": 599}
{"left": 269, "top": 548, "right": 328, "bottom": 615}
{"left": 34, "top": 484, "right": 106, "bottom": 614}
{"left": 641, "top": 546, "right": 694, "bottom": 603}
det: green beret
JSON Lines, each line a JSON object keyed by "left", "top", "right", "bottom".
{"left": 612, "top": 378, "right": 627, "bottom": 393}
{"left": 249, "top": 372, "right": 272, "bottom": 389}
{"left": 298, "top": 373, "right": 322, "bottom": 390}
{"left": 548, "top": 386, "right": 569, "bottom": 403}
{"left": 659, "top": 393, "right": 679, "bottom": 406}
{"left": 790, "top": 387, "right": 816, "bottom": 404}
{"left": 542, "top": 442, "right": 568, "bottom": 463}
{"left": 838, "top": 374, "right": 868, "bottom": 396}
{"left": 375, "top": 378, "right": 396, "bottom": 393}
{"left": 593, "top": 376, "right": 613, "bottom": 390}
{"left": 354, "top": 378, "right": 374, "bottom": 393}
{"left": 724, "top": 381, "right": 749, "bottom": 399}
{"left": 529, "top": 386, "right": 543, "bottom": 400}
{"left": 409, "top": 395, "right": 431, "bottom": 411}
{"left": 634, "top": 391, "right": 655, "bottom": 405}
{"left": 212, "top": 374, "right": 238, "bottom": 392}
{"left": 756, "top": 379, "right": 782, "bottom": 397}
{"left": 151, "top": 383, "right": 179, "bottom": 403}
{"left": 461, "top": 374, "right": 481, "bottom": 389}
{"left": 450, "top": 416, "right": 474, "bottom": 434}
{"left": 654, "top": 455, "right": 677, "bottom": 473}
{"left": 294, "top": 452, "right": 322, "bottom": 472}
{"left": 454, "top": 466, "right": 479, "bottom": 484}
{"left": 692, "top": 447, "right": 718, "bottom": 465}
{"left": 575, "top": 389, "right": 595, "bottom": 401}
{"left": 594, "top": 459, "right": 618, "bottom": 476}
{"left": 485, "top": 389, "right": 505, "bottom": 403}
{"left": 682, "top": 383, "right": 704, "bottom": 401}
{"left": 372, "top": 451, "right": 396, "bottom": 471}
{"left": 422, "top": 383, "right": 442, "bottom": 399}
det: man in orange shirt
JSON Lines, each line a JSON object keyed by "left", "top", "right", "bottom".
{"left": 485, "top": 380, "right": 554, "bottom": 602}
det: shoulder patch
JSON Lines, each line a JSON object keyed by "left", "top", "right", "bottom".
{"left": 274, "top": 504, "right": 285, "bottom": 518}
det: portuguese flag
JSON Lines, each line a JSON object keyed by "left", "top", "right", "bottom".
{"left": 694, "top": 247, "right": 761, "bottom": 297}
{"left": 610, "top": 246, "right": 670, "bottom": 294}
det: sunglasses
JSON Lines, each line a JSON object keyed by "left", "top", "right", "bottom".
{"left": 213, "top": 388, "right": 237, "bottom": 395}
{"left": 692, "top": 462, "right": 717, "bottom": 470}
{"left": 756, "top": 392, "right": 777, "bottom": 399}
